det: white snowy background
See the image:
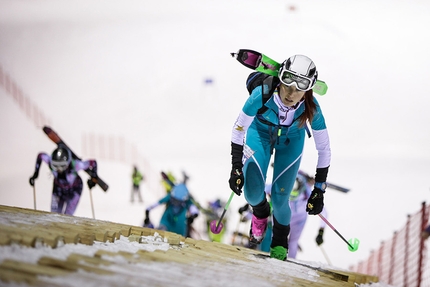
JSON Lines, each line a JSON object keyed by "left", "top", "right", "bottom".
{"left": 1, "top": 0, "right": 430, "bottom": 277}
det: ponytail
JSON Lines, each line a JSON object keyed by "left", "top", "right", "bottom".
{"left": 298, "top": 89, "right": 316, "bottom": 128}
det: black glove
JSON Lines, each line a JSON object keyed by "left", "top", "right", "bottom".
{"left": 229, "top": 142, "right": 244, "bottom": 196}
{"left": 229, "top": 168, "right": 244, "bottom": 196}
{"left": 316, "top": 228, "right": 324, "bottom": 245}
{"left": 86, "top": 164, "right": 98, "bottom": 178}
{"left": 29, "top": 176, "right": 36, "bottom": 186}
{"left": 306, "top": 188, "right": 324, "bottom": 215}
{"left": 187, "top": 213, "right": 198, "bottom": 225}
{"left": 29, "top": 171, "right": 39, "bottom": 186}
{"left": 238, "top": 203, "right": 249, "bottom": 214}
{"left": 144, "top": 209, "right": 151, "bottom": 225}
{"left": 87, "top": 178, "right": 96, "bottom": 189}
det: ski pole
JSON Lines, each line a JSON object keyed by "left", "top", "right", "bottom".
{"left": 210, "top": 191, "right": 235, "bottom": 234}
{"left": 318, "top": 214, "right": 359, "bottom": 252}
{"left": 32, "top": 184, "right": 37, "bottom": 210}
{"left": 231, "top": 214, "right": 243, "bottom": 245}
{"left": 319, "top": 245, "right": 332, "bottom": 265}
{"left": 89, "top": 189, "right": 95, "bottom": 219}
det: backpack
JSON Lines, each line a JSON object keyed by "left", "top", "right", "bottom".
{"left": 246, "top": 72, "right": 280, "bottom": 114}
{"left": 246, "top": 71, "right": 312, "bottom": 138}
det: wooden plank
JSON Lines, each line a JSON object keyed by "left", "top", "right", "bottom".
{"left": 0, "top": 229, "right": 44, "bottom": 248}
{"left": 77, "top": 233, "right": 95, "bottom": 245}
{"left": 128, "top": 234, "right": 141, "bottom": 242}
{"left": 0, "top": 223, "right": 80, "bottom": 246}
{"left": 103, "top": 231, "right": 118, "bottom": 242}
{"left": 165, "top": 233, "right": 181, "bottom": 245}
{"left": 0, "top": 266, "right": 38, "bottom": 284}
{"left": 67, "top": 253, "right": 114, "bottom": 266}
{"left": 38, "top": 256, "right": 114, "bottom": 275}
{"left": 0, "top": 259, "right": 71, "bottom": 277}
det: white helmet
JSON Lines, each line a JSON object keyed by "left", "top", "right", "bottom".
{"left": 278, "top": 55, "right": 318, "bottom": 91}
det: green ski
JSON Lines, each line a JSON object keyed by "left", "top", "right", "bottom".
{"left": 231, "top": 49, "right": 328, "bottom": 96}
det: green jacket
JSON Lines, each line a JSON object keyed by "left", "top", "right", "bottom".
{"left": 132, "top": 170, "right": 144, "bottom": 186}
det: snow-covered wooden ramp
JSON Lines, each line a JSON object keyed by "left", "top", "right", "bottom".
{"left": 0, "top": 205, "right": 378, "bottom": 286}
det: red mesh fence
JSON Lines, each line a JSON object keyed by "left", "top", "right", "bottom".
{"left": 0, "top": 65, "right": 52, "bottom": 127}
{"left": 350, "top": 202, "right": 430, "bottom": 287}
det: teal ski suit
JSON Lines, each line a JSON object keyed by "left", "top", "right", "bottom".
{"left": 231, "top": 85, "right": 331, "bottom": 227}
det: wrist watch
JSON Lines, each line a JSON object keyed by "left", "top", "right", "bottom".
{"left": 314, "top": 182, "right": 327, "bottom": 192}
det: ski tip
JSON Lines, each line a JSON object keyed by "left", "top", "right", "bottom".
{"left": 313, "top": 80, "right": 328, "bottom": 96}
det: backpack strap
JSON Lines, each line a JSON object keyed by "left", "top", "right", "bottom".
{"left": 304, "top": 123, "right": 311, "bottom": 138}
{"left": 246, "top": 72, "right": 280, "bottom": 114}
{"left": 258, "top": 76, "right": 280, "bottom": 114}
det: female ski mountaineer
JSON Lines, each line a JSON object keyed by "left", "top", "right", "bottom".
{"left": 228, "top": 54, "right": 331, "bottom": 260}
{"left": 29, "top": 146, "right": 98, "bottom": 215}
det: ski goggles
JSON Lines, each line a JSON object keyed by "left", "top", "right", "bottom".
{"left": 51, "top": 161, "right": 69, "bottom": 172}
{"left": 279, "top": 70, "right": 313, "bottom": 91}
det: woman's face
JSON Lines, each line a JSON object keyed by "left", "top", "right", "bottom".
{"left": 279, "top": 83, "right": 305, "bottom": 107}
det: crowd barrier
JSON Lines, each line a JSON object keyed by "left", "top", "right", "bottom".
{"left": 350, "top": 202, "right": 430, "bottom": 287}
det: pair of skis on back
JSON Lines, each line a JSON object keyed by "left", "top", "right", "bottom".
{"left": 42, "top": 126, "right": 109, "bottom": 192}
{"left": 232, "top": 49, "right": 349, "bottom": 193}
{"left": 231, "top": 49, "right": 328, "bottom": 96}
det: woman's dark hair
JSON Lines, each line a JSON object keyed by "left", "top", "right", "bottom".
{"left": 297, "top": 89, "right": 316, "bottom": 128}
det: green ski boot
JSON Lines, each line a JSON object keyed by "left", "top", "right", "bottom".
{"left": 270, "top": 246, "right": 287, "bottom": 261}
